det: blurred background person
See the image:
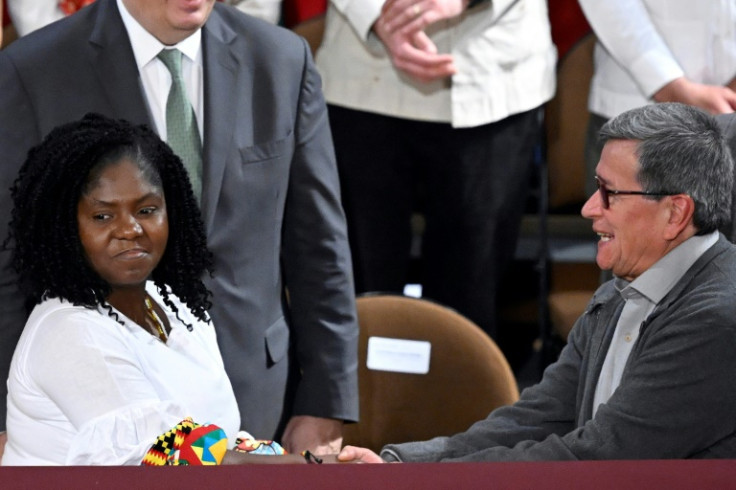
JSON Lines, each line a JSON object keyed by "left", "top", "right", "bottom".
{"left": 6, "top": 0, "right": 93, "bottom": 37}
{"left": 315, "top": 0, "right": 556, "bottom": 344}
{"left": 224, "top": 0, "right": 281, "bottom": 24}
{"left": 579, "top": 0, "right": 736, "bottom": 197}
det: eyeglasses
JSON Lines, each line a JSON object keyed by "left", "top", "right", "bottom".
{"left": 594, "top": 177, "right": 679, "bottom": 209}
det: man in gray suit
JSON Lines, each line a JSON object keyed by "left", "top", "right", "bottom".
{"left": 0, "top": 0, "right": 358, "bottom": 454}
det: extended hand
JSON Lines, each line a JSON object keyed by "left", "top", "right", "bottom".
{"left": 380, "top": 0, "right": 466, "bottom": 33}
{"left": 281, "top": 415, "right": 343, "bottom": 455}
{"left": 337, "top": 445, "right": 386, "bottom": 463}
{"left": 654, "top": 77, "right": 736, "bottom": 114}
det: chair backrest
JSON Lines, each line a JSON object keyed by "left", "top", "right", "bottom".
{"left": 542, "top": 33, "right": 599, "bottom": 352}
{"left": 545, "top": 32, "right": 595, "bottom": 210}
{"left": 343, "top": 295, "right": 519, "bottom": 452}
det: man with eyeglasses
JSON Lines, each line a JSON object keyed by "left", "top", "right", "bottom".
{"left": 337, "top": 102, "right": 736, "bottom": 462}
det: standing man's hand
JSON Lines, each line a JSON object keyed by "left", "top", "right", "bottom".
{"left": 281, "top": 415, "right": 343, "bottom": 455}
{"left": 381, "top": 0, "right": 467, "bottom": 33}
{"left": 654, "top": 77, "right": 736, "bottom": 114}
{"left": 337, "top": 445, "right": 386, "bottom": 463}
{"left": 373, "top": 0, "right": 469, "bottom": 82}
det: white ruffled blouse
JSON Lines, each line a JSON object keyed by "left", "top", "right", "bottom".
{"left": 2, "top": 282, "right": 240, "bottom": 465}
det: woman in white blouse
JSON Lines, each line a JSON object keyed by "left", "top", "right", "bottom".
{"left": 0, "top": 114, "right": 315, "bottom": 466}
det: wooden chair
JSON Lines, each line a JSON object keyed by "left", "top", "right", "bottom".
{"left": 343, "top": 294, "right": 519, "bottom": 452}
{"left": 544, "top": 32, "right": 599, "bottom": 343}
{"left": 516, "top": 29, "right": 599, "bottom": 367}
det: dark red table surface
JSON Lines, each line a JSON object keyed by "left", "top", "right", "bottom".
{"left": 2, "top": 459, "right": 736, "bottom": 489}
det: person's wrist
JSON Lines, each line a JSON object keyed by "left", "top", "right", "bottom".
{"left": 653, "top": 77, "right": 689, "bottom": 103}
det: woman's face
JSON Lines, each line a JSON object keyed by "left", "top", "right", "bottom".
{"left": 77, "top": 158, "right": 168, "bottom": 291}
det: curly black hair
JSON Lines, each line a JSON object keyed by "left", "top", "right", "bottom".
{"left": 5, "top": 113, "right": 213, "bottom": 326}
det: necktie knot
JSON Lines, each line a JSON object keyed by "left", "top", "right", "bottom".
{"left": 157, "top": 49, "right": 184, "bottom": 80}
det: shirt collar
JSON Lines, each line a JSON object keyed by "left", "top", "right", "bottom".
{"left": 116, "top": 0, "right": 202, "bottom": 69}
{"left": 615, "top": 231, "right": 719, "bottom": 305}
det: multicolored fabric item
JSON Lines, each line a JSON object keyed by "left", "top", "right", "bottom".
{"left": 142, "top": 417, "right": 227, "bottom": 466}
{"left": 143, "top": 419, "right": 288, "bottom": 466}
{"left": 176, "top": 424, "right": 229, "bottom": 465}
{"left": 233, "top": 431, "right": 287, "bottom": 456}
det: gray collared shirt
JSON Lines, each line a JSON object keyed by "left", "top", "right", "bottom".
{"left": 592, "top": 231, "right": 719, "bottom": 415}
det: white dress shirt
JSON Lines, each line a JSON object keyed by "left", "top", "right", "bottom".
{"left": 2, "top": 282, "right": 240, "bottom": 466}
{"left": 579, "top": 0, "right": 736, "bottom": 118}
{"left": 116, "top": 0, "right": 204, "bottom": 142}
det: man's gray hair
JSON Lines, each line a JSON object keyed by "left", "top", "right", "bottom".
{"left": 600, "top": 102, "right": 733, "bottom": 234}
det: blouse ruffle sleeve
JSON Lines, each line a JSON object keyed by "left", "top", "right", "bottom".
{"left": 65, "top": 400, "right": 191, "bottom": 465}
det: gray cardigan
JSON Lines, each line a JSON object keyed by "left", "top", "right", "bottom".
{"left": 383, "top": 235, "right": 736, "bottom": 461}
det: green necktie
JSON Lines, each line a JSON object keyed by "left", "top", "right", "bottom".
{"left": 157, "top": 48, "right": 203, "bottom": 202}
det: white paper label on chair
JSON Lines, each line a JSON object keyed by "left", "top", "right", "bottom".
{"left": 366, "top": 336, "right": 431, "bottom": 374}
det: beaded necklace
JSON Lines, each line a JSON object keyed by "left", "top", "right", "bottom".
{"left": 144, "top": 296, "right": 169, "bottom": 343}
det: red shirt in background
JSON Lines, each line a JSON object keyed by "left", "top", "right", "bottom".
{"left": 283, "top": 0, "right": 326, "bottom": 28}
{"left": 3, "top": 0, "right": 10, "bottom": 28}
{"left": 548, "top": 0, "right": 591, "bottom": 60}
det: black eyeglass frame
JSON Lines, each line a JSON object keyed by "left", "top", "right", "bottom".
{"left": 594, "top": 176, "right": 679, "bottom": 209}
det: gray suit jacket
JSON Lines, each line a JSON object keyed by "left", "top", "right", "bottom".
{"left": 0, "top": 0, "right": 358, "bottom": 437}
{"left": 384, "top": 235, "right": 736, "bottom": 461}
{"left": 716, "top": 113, "right": 736, "bottom": 242}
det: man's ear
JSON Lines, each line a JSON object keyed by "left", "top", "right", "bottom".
{"left": 663, "top": 194, "right": 695, "bottom": 240}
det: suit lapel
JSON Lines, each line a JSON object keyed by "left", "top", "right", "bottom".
{"left": 201, "top": 9, "right": 245, "bottom": 233}
{"left": 87, "top": 0, "right": 150, "bottom": 126}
